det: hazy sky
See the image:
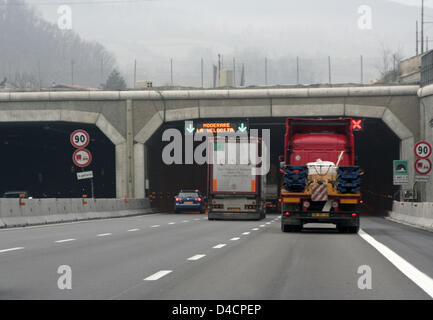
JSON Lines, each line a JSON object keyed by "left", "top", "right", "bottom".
{"left": 23, "top": 0, "right": 431, "bottom": 86}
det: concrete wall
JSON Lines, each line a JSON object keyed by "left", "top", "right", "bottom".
{"left": 0, "top": 198, "right": 153, "bottom": 228}
{"left": 417, "top": 85, "right": 433, "bottom": 201}
{"left": 388, "top": 201, "right": 433, "bottom": 230}
{"left": 0, "top": 86, "right": 421, "bottom": 200}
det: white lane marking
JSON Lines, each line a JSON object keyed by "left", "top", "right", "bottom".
{"left": 182, "top": 220, "right": 189, "bottom": 223}
{"left": 55, "top": 239, "right": 76, "bottom": 243}
{"left": 359, "top": 229, "right": 433, "bottom": 298}
{"left": 127, "top": 228, "right": 139, "bottom": 232}
{"left": 0, "top": 247, "right": 24, "bottom": 254}
{"left": 187, "top": 254, "right": 206, "bottom": 261}
{"left": 213, "top": 244, "right": 226, "bottom": 249}
{"left": 259, "top": 225, "right": 266, "bottom": 227}
{"left": 230, "top": 237, "right": 240, "bottom": 241}
{"left": 168, "top": 222, "right": 176, "bottom": 225}
{"left": 151, "top": 225, "right": 160, "bottom": 228}
{"left": 266, "top": 222, "right": 271, "bottom": 224}
{"left": 97, "top": 233, "right": 112, "bottom": 237}
{"left": 242, "top": 232, "right": 250, "bottom": 235}
{"left": 252, "top": 228, "right": 259, "bottom": 231}
{"left": 194, "top": 218, "right": 200, "bottom": 221}
{"left": 143, "top": 270, "right": 172, "bottom": 281}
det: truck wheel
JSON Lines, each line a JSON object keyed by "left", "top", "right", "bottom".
{"left": 281, "top": 224, "right": 290, "bottom": 232}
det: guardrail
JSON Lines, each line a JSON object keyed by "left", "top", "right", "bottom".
{"left": 0, "top": 198, "right": 153, "bottom": 228}
{"left": 388, "top": 201, "right": 433, "bottom": 230}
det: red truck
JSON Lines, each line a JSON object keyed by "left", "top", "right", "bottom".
{"left": 280, "top": 118, "right": 361, "bottom": 233}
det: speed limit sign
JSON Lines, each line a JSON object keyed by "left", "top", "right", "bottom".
{"left": 70, "top": 129, "right": 90, "bottom": 148}
{"left": 414, "top": 141, "right": 432, "bottom": 159}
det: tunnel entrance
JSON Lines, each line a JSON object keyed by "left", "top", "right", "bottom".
{"left": 147, "top": 117, "right": 400, "bottom": 215}
{"left": 0, "top": 122, "right": 115, "bottom": 198}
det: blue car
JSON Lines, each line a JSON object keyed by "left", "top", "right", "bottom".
{"left": 174, "top": 190, "right": 206, "bottom": 213}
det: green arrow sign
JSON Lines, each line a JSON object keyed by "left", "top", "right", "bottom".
{"left": 238, "top": 123, "right": 247, "bottom": 132}
{"left": 186, "top": 123, "right": 195, "bottom": 133}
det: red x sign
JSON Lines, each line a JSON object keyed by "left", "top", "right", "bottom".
{"left": 352, "top": 119, "right": 363, "bottom": 131}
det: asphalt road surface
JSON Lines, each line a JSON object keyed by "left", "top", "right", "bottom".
{"left": 0, "top": 213, "right": 432, "bottom": 299}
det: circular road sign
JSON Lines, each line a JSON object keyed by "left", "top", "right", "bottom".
{"left": 415, "top": 158, "right": 432, "bottom": 175}
{"left": 70, "top": 129, "right": 90, "bottom": 148}
{"left": 72, "top": 148, "right": 92, "bottom": 168}
{"left": 414, "top": 141, "right": 432, "bottom": 159}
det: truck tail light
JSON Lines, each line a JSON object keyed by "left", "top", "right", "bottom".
{"left": 245, "top": 204, "right": 257, "bottom": 209}
{"left": 303, "top": 201, "right": 310, "bottom": 208}
{"left": 212, "top": 204, "right": 224, "bottom": 209}
{"left": 352, "top": 213, "right": 357, "bottom": 217}
{"left": 332, "top": 201, "right": 339, "bottom": 208}
{"left": 285, "top": 212, "right": 291, "bottom": 216}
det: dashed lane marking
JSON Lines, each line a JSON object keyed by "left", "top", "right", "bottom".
{"left": 55, "top": 239, "right": 76, "bottom": 243}
{"left": 187, "top": 254, "right": 206, "bottom": 261}
{"left": 0, "top": 247, "right": 24, "bottom": 254}
{"left": 230, "top": 237, "right": 240, "bottom": 241}
{"left": 127, "top": 229, "right": 139, "bottom": 232}
{"left": 143, "top": 270, "right": 172, "bottom": 281}
{"left": 242, "top": 232, "right": 250, "bottom": 235}
{"left": 213, "top": 244, "right": 226, "bottom": 249}
{"left": 97, "top": 233, "right": 112, "bottom": 237}
{"left": 151, "top": 225, "right": 160, "bottom": 228}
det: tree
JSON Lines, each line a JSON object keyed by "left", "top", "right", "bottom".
{"left": 376, "top": 44, "right": 404, "bottom": 83}
{"left": 103, "top": 69, "right": 127, "bottom": 90}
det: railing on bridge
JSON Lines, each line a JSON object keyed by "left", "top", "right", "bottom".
{"left": 421, "top": 50, "right": 433, "bottom": 87}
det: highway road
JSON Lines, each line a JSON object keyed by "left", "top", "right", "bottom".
{"left": 0, "top": 213, "right": 432, "bottom": 300}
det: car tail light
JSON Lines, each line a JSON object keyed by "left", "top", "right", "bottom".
{"left": 352, "top": 213, "right": 357, "bottom": 217}
{"left": 285, "top": 212, "right": 291, "bottom": 216}
{"left": 195, "top": 197, "right": 202, "bottom": 202}
{"left": 303, "top": 201, "right": 310, "bottom": 208}
{"left": 175, "top": 197, "right": 181, "bottom": 202}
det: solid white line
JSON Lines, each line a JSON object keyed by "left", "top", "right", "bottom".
{"left": 230, "top": 237, "right": 240, "bottom": 241}
{"left": 213, "top": 244, "right": 226, "bottom": 249}
{"left": 55, "top": 239, "right": 76, "bottom": 243}
{"left": 359, "top": 229, "right": 433, "bottom": 298}
{"left": 187, "top": 254, "right": 206, "bottom": 261}
{"left": 252, "top": 228, "right": 259, "bottom": 231}
{"left": 127, "top": 228, "right": 139, "bottom": 232}
{"left": 97, "top": 233, "right": 112, "bottom": 237}
{"left": 0, "top": 247, "right": 24, "bottom": 253}
{"left": 242, "top": 232, "right": 250, "bottom": 235}
{"left": 143, "top": 270, "right": 172, "bottom": 281}
{"left": 151, "top": 225, "right": 160, "bottom": 228}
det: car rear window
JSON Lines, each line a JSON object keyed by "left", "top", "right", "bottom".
{"left": 179, "top": 192, "right": 199, "bottom": 198}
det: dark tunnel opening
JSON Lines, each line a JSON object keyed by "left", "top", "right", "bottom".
{"left": 147, "top": 117, "right": 400, "bottom": 215}
{"left": 0, "top": 122, "right": 115, "bottom": 198}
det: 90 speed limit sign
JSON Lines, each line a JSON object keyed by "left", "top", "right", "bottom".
{"left": 414, "top": 141, "right": 432, "bottom": 159}
{"left": 70, "top": 129, "right": 90, "bottom": 148}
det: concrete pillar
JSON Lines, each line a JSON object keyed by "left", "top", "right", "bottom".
{"left": 400, "top": 137, "right": 415, "bottom": 191}
{"left": 134, "top": 143, "right": 147, "bottom": 198}
{"left": 126, "top": 100, "right": 134, "bottom": 197}
{"left": 115, "top": 142, "right": 128, "bottom": 198}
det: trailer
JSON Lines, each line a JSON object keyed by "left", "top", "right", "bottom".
{"left": 207, "top": 137, "right": 265, "bottom": 220}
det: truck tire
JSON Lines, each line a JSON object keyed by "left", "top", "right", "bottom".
{"left": 282, "top": 224, "right": 301, "bottom": 232}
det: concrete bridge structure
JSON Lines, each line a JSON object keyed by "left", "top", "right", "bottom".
{"left": 1, "top": 85, "right": 429, "bottom": 201}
